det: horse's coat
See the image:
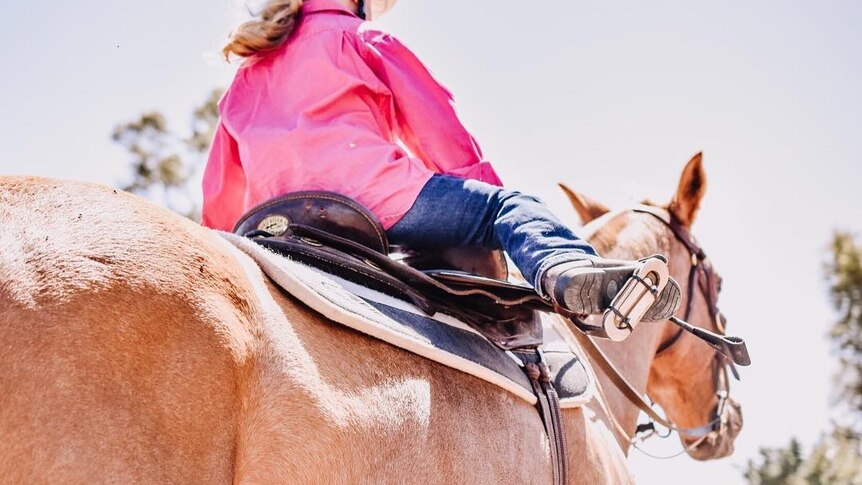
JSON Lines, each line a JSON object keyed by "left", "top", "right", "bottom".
{"left": 0, "top": 154, "right": 741, "bottom": 483}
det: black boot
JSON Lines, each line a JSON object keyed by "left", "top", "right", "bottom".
{"left": 542, "top": 256, "right": 681, "bottom": 322}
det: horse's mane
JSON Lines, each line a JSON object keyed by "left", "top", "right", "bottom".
{"left": 578, "top": 209, "right": 627, "bottom": 240}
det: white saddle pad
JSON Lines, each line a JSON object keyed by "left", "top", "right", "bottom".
{"left": 220, "top": 232, "right": 595, "bottom": 408}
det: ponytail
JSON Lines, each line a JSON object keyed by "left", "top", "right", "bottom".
{"left": 223, "top": 0, "right": 304, "bottom": 60}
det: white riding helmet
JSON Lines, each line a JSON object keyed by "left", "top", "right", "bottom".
{"left": 361, "top": 0, "right": 397, "bottom": 20}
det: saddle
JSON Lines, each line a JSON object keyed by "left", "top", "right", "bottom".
{"left": 234, "top": 191, "right": 551, "bottom": 350}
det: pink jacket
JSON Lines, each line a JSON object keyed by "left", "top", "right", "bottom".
{"left": 201, "top": 0, "right": 502, "bottom": 231}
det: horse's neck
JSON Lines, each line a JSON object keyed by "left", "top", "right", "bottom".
{"left": 586, "top": 212, "right": 670, "bottom": 448}
{"left": 593, "top": 325, "right": 662, "bottom": 448}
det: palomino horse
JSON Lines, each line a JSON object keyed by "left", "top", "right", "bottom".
{"left": 0, "top": 153, "right": 740, "bottom": 483}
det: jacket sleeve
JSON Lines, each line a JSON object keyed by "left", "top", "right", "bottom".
{"left": 359, "top": 31, "right": 502, "bottom": 186}
{"left": 201, "top": 121, "right": 247, "bottom": 231}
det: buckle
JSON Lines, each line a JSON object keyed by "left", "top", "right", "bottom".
{"left": 600, "top": 257, "right": 670, "bottom": 341}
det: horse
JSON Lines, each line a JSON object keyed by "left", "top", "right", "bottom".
{"left": 0, "top": 153, "right": 741, "bottom": 483}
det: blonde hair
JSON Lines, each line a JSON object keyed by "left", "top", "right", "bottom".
{"left": 223, "top": 0, "right": 304, "bottom": 60}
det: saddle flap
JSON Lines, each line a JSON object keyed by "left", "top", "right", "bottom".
{"left": 398, "top": 246, "right": 509, "bottom": 281}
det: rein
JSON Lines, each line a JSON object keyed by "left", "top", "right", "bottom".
{"left": 576, "top": 206, "right": 746, "bottom": 450}
{"left": 576, "top": 332, "right": 727, "bottom": 439}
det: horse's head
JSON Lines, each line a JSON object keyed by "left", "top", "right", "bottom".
{"left": 560, "top": 153, "right": 743, "bottom": 460}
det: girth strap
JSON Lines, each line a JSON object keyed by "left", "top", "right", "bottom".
{"left": 515, "top": 349, "right": 568, "bottom": 485}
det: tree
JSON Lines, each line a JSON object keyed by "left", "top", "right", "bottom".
{"left": 112, "top": 88, "right": 223, "bottom": 220}
{"left": 744, "top": 232, "right": 862, "bottom": 484}
{"left": 744, "top": 439, "right": 804, "bottom": 485}
{"left": 745, "top": 432, "right": 862, "bottom": 485}
{"left": 827, "top": 232, "right": 862, "bottom": 429}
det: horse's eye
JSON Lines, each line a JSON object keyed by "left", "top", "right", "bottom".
{"left": 716, "top": 276, "right": 724, "bottom": 293}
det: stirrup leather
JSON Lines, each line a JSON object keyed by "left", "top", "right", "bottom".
{"left": 601, "top": 256, "right": 670, "bottom": 341}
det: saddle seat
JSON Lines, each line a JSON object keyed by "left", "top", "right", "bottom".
{"left": 233, "top": 191, "right": 549, "bottom": 350}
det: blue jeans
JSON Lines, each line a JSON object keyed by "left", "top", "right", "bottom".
{"left": 387, "top": 174, "right": 598, "bottom": 290}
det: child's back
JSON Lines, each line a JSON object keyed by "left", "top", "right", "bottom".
{"left": 203, "top": 0, "right": 500, "bottom": 231}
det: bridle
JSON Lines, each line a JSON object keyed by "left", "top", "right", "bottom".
{"left": 573, "top": 206, "right": 749, "bottom": 450}
{"left": 654, "top": 211, "right": 725, "bottom": 357}
{"left": 641, "top": 206, "right": 735, "bottom": 437}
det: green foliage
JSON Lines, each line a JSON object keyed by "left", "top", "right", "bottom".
{"left": 744, "top": 438, "right": 803, "bottom": 485}
{"left": 744, "top": 233, "right": 862, "bottom": 484}
{"left": 112, "top": 112, "right": 187, "bottom": 190}
{"left": 744, "top": 431, "right": 862, "bottom": 485}
{"left": 188, "top": 89, "right": 223, "bottom": 153}
{"left": 112, "top": 88, "right": 224, "bottom": 220}
{"left": 826, "top": 232, "right": 862, "bottom": 425}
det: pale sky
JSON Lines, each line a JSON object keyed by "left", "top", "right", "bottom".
{"left": 2, "top": 1, "right": 861, "bottom": 483}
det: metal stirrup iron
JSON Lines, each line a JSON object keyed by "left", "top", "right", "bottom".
{"left": 601, "top": 256, "right": 670, "bottom": 342}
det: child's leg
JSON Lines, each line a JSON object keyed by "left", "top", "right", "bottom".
{"left": 388, "top": 174, "right": 680, "bottom": 320}
{"left": 387, "top": 174, "right": 597, "bottom": 289}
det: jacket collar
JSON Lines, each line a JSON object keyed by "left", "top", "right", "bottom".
{"left": 302, "top": 0, "right": 359, "bottom": 17}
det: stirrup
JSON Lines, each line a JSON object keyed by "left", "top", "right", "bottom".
{"left": 600, "top": 256, "right": 670, "bottom": 342}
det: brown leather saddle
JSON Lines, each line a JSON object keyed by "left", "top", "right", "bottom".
{"left": 233, "top": 191, "right": 571, "bottom": 484}
{"left": 233, "top": 191, "right": 555, "bottom": 350}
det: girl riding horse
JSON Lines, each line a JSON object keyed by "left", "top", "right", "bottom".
{"left": 201, "top": 0, "right": 680, "bottom": 322}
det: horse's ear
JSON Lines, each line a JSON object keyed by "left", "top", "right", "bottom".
{"left": 558, "top": 183, "right": 610, "bottom": 224}
{"left": 668, "top": 152, "right": 707, "bottom": 227}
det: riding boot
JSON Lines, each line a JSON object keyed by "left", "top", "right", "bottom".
{"left": 542, "top": 256, "right": 681, "bottom": 322}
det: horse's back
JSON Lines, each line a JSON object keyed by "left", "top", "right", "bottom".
{"left": 0, "top": 177, "right": 257, "bottom": 483}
